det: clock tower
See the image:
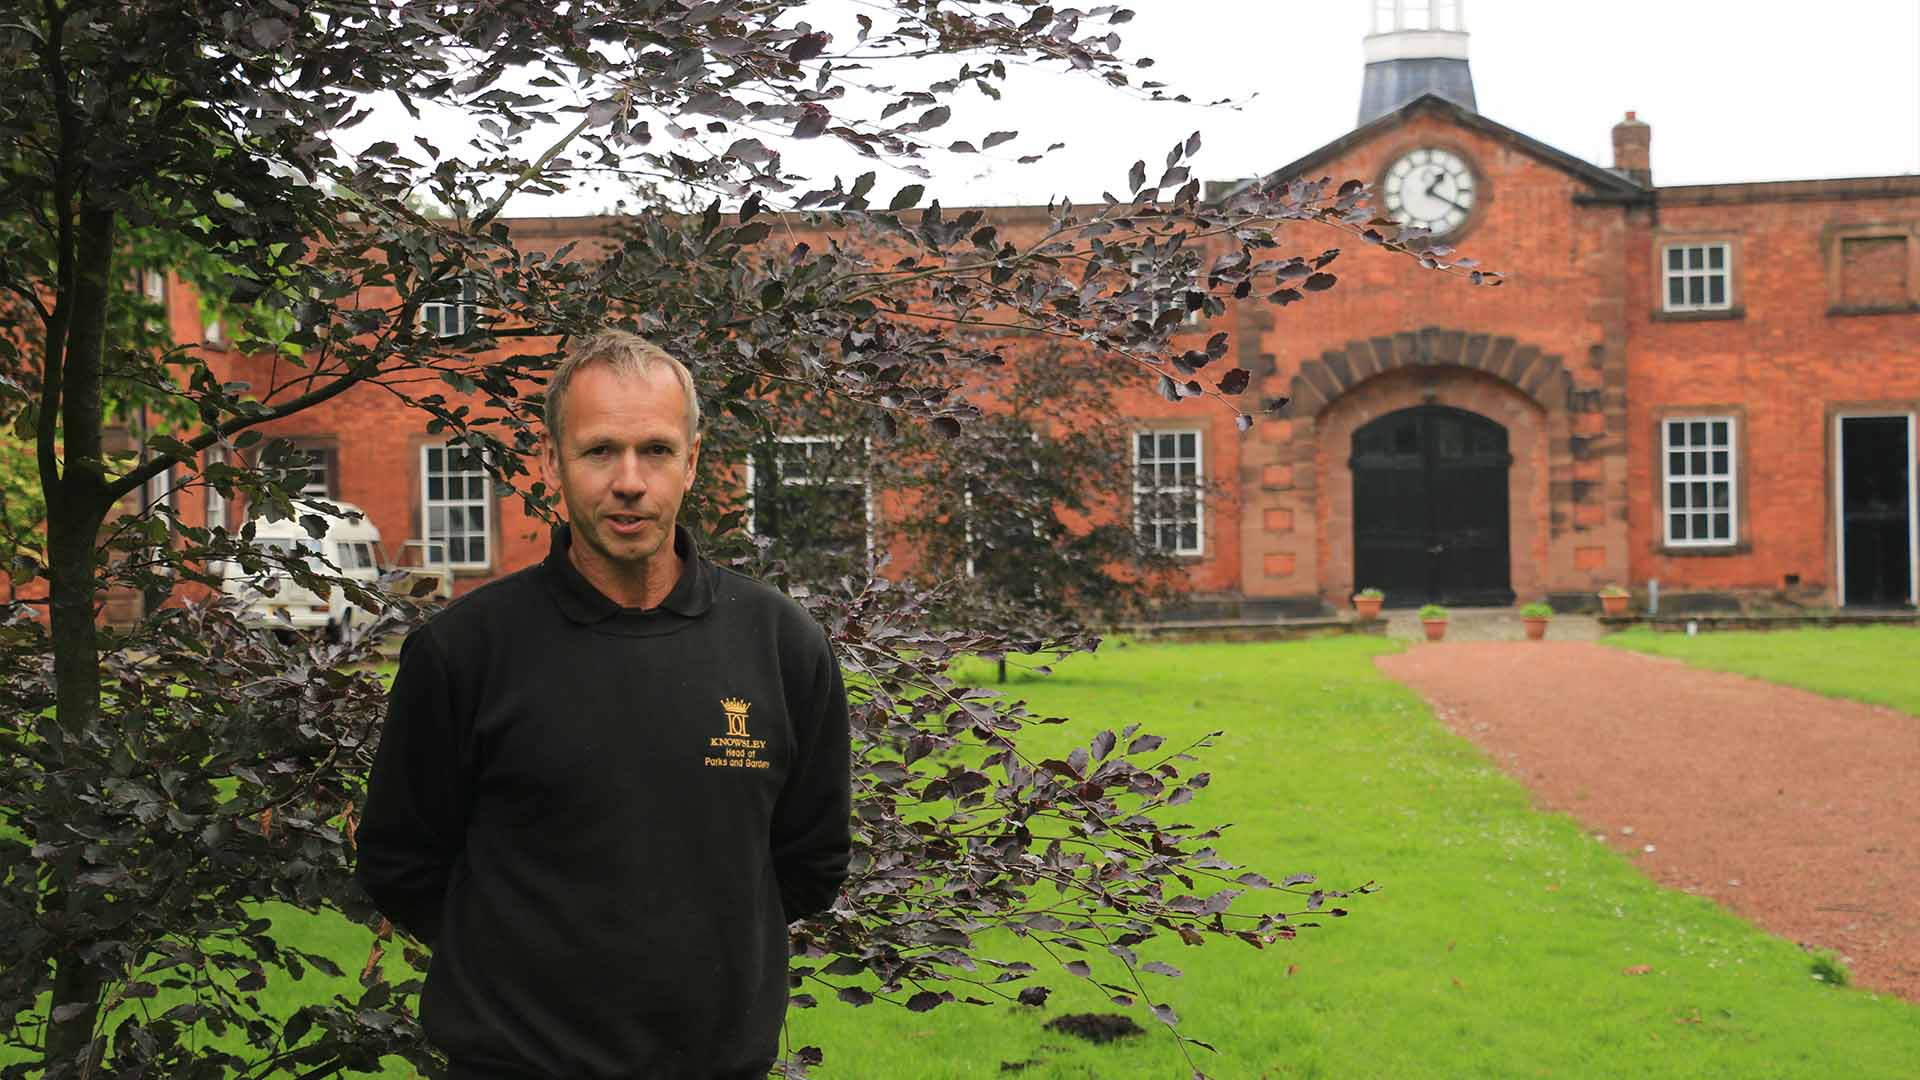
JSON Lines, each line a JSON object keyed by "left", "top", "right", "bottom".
{"left": 1358, "top": 0, "right": 1478, "bottom": 127}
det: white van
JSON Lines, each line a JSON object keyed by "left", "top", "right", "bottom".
{"left": 222, "top": 502, "right": 389, "bottom": 642}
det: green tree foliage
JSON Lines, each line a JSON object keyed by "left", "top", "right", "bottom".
{"left": 0, "top": 2, "right": 1491, "bottom": 1076}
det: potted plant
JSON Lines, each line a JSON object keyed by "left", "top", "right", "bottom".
{"left": 1520, "top": 601, "right": 1553, "bottom": 641}
{"left": 1597, "top": 583, "right": 1631, "bottom": 617}
{"left": 1418, "top": 603, "right": 1449, "bottom": 642}
{"left": 1353, "top": 587, "right": 1385, "bottom": 620}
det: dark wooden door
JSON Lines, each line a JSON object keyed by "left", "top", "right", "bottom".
{"left": 1841, "top": 416, "right": 1914, "bottom": 608}
{"left": 1352, "top": 406, "right": 1514, "bottom": 607}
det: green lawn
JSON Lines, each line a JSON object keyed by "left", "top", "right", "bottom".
{"left": 786, "top": 637, "right": 1920, "bottom": 1078}
{"left": 1604, "top": 625, "right": 1920, "bottom": 717}
{"left": 13, "top": 638, "right": 1919, "bottom": 1077}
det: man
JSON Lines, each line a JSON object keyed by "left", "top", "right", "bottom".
{"left": 357, "top": 330, "right": 852, "bottom": 1079}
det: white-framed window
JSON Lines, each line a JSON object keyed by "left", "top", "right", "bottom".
{"left": 1662, "top": 243, "right": 1732, "bottom": 312}
{"left": 205, "top": 447, "right": 229, "bottom": 575}
{"left": 1134, "top": 429, "right": 1204, "bottom": 555}
{"left": 294, "top": 445, "right": 333, "bottom": 499}
{"left": 143, "top": 459, "right": 180, "bottom": 578}
{"left": 1662, "top": 416, "right": 1737, "bottom": 547}
{"left": 146, "top": 460, "right": 179, "bottom": 521}
{"left": 204, "top": 447, "right": 227, "bottom": 532}
{"left": 203, "top": 316, "right": 226, "bottom": 347}
{"left": 963, "top": 432, "right": 1044, "bottom": 579}
{"left": 745, "top": 436, "right": 872, "bottom": 563}
{"left": 421, "top": 277, "right": 479, "bottom": 339}
{"left": 421, "top": 441, "right": 491, "bottom": 569}
{"left": 1130, "top": 256, "right": 1203, "bottom": 327}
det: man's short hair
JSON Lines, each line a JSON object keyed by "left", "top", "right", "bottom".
{"left": 543, "top": 330, "right": 701, "bottom": 446}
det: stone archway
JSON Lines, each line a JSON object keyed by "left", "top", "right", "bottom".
{"left": 1255, "top": 327, "right": 1613, "bottom": 609}
{"left": 1287, "top": 328, "right": 1574, "bottom": 417}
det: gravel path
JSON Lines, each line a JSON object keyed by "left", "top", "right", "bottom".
{"left": 1375, "top": 641, "right": 1920, "bottom": 1000}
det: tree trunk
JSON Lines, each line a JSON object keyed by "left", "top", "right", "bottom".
{"left": 40, "top": 206, "right": 117, "bottom": 1076}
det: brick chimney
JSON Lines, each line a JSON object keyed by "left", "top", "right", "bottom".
{"left": 1612, "top": 111, "right": 1652, "bottom": 186}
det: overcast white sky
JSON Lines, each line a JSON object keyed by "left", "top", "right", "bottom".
{"left": 424, "top": 0, "right": 1920, "bottom": 217}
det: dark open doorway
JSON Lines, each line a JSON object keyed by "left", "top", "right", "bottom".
{"left": 1839, "top": 415, "right": 1916, "bottom": 608}
{"left": 1351, "top": 405, "right": 1514, "bottom": 608}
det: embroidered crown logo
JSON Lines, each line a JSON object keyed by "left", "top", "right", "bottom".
{"left": 721, "top": 697, "right": 752, "bottom": 738}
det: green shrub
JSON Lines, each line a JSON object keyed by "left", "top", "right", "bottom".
{"left": 1520, "top": 602, "right": 1553, "bottom": 618}
{"left": 1418, "top": 604, "right": 1448, "bottom": 620}
{"left": 1354, "top": 587, "right": 1384, "bottom": 600}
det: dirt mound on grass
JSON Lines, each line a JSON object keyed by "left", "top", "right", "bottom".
{"left": 1042, "top": 1012, "right": 1146, "bottom": 1044}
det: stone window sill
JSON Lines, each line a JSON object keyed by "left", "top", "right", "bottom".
{"left": 1656, "top": 542, "right": 1750, "bottom": 557}
{"left": 1827, "top": 302, "right": 1920, "bottom": 318}
{"left": 1651, "top": 306, "right": 1744, "bottom": 323}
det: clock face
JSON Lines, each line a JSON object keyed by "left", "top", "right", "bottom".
{"left": 1382, "top": 148, "right": 1476, "bottom": 236}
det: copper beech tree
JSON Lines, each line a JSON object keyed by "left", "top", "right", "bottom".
{"left": 0, "top": 1, "right": 1496, "bottom": 1076}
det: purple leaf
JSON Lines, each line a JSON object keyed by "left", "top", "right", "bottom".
{"left": 1091, "top": 729, "right": 1116, "bottom": 760}
{"left": 1303, "top": 272, "right": 1337, "bottom": 292}
{"left": 1141, "top": 961, "right": 1183, "bottom": 977}
{"left": 1018, "top": 985, "right": 1051, "bottom": 1006}
{"left": 1152, "top": 1002, "right": 1180, "bottom": 1026}
{"left": 788, "top": 32, "right": 830, "bottom": 62}
{"left": 983, "top": 130, "right": 1018, "bottom": 149}
{"left": 792, "top": 105, "right": 829, "bottom": 140}
{"left": 836, "top": 986, "right": 874, "bottom": 1006}
{"left": 889, "top": 184, "right": 925, "bottom": 211}
{"left": 1217, "top": 369, "right": 1251, "bottom": 395}
{"left": 1064, "top": 960, "right": 1091, "bottom": 977}
{"left": 906, "top": 990, "right": 944, "bottom": 1012}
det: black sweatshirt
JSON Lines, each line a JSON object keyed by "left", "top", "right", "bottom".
{"left": 355, "top": 526, "right": 851, "bottom": 1079}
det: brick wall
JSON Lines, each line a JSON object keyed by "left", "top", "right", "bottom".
{"left": 1240, "top": 106, "right": 1631, "bottom": 607}
{"left": 1628, "top": 185, "right": 1920, "bottom": 604}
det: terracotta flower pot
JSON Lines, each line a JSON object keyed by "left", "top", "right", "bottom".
{"left": 1599, "top": 593, "right": 1629, "bottom": 617}
{"left": 1523, "top": 616, "right": 1549, "bottom": 641}
{"left": 1354, "top": 596, "right": 1383, "bottom": 620}
{"left": 1422, "top": 618, "right": 1448, "bottom": 642}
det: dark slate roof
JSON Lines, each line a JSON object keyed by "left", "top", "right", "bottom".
{"left": 1224, "top": 94, "right": 1651, "bottom": 203}
{"left": 1359, "top": 58, "right": 1477, "bottom": 127}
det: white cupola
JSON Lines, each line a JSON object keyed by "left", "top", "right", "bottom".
{"left": 1359, "top": 0, "right": 1477, "bottom": 126}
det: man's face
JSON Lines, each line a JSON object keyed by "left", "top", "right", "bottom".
{"left": 542, "top": 363, "right": 701, "bottom": 576}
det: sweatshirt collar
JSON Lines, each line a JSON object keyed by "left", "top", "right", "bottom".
{"left": 543, "top": 523, "right": 714, "bottom": 625}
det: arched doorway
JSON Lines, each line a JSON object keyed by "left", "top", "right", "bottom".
{"left": 1351, "top": 405, "right": 1514, "bottom": 607}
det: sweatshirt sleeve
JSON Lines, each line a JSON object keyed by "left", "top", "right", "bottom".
{"left": 355, "top": 626, "right": 472, "bottom": 946}
{"left": 771, "top": 632, "right": 852, "bottom": 922}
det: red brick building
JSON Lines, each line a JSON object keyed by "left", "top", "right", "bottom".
{"left": 148, "top": 6, "right": 1919, "bottom": 618}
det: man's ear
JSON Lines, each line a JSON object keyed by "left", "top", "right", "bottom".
{"left": 540, "top": 434, "right": 560, "bottom": 489}
{"left": 685, "top": 433, "right": 702, "bottom": 484}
